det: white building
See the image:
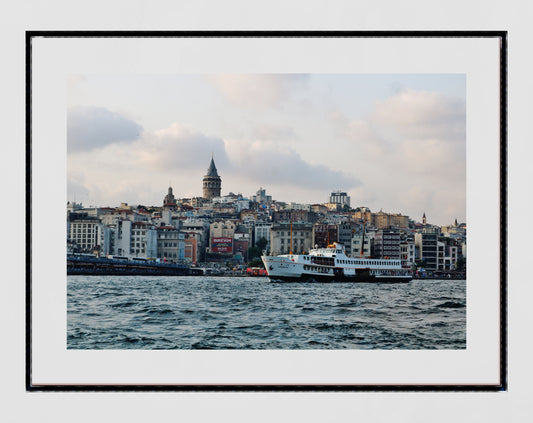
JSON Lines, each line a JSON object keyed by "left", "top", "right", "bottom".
{"left": 129, "top": 222, "right": 158, "bottom": 258}
{"left": 270, "top": 222, "right": 313, "bottom": 255}
{"left": 400, "top": 241, "right": 416, "bottom": 267}
{"left": 68, "top": 214, "right": 103, "bottom": 253}
{"left": 114, "top": 220, "right": 132, "bottom": 257}
{"left": 351, "top": 232, "right": 374, "bottom": 258}
{"left": 156, "top": 226, "right": 185, "bottom": 262}
{"left": 254, "top": 222, "right": 272, "bottom": 252}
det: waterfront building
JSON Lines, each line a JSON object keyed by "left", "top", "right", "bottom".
{"left": 202, "top": 156, "right": 222, "bottom": 200}
{"left": 312, "top": 223, "right": 338, "bottom": 248}
{"left": 338, "top": 221, "right": 358, "bottom": 257}
{"left": 68, "top": 212, "right": 103, "bottom": 253}
{"left": 400, "top": 240, "right": 416, "bottom": 267}
{"left": 100, "top": 226, "right": 114, "bottom": 256}
{"left": 184, "top": 232, "right": 200, "bottom": 264}
{"left": 254, "top": 222, "right": 272, "bottom": 252}
{"left": 270, "top": 222, "right": 313, "bottom": 255}
{"left": 114, "top": 219, "right": 132, "bottom": 257}
{"left": 415, "top": 231, "right": 439, "bottom": 270}
{"left": 329, "top": 190, "right": 351, "bottom": 209}
{"left": 374, "top": 228, "right": 401, "bottom": 259}
{"left": 209, "top": 220, "right": 237, "bottom": 255}
{"left": 129, "top": 221, "right": 157, "bottom": 258}
{"left": 351, "top": 232, "right": 375, "bottom": 258}
{"left": 156, "top": 226, "right": 185, "bottom": 262}
{"left": 233, "top": 229, "right": 250, "bottom": 263}
{"left": 442, "top": 244, "right": 459, "bottom": 270}
{"left": 181, "top": 218, "right": 208, "bottom": 254}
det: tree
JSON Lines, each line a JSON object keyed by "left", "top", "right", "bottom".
{"left": 455, "top": 257, "right": 466, "bottom": 270}
{"left": 247, "top": 246, "right": 262, "bottom": 260}
{"left": 256, "top": 237, "right": 268, "bottom": 251}
{"left": 247, "top": 258, "right": 264, "bottom": 268}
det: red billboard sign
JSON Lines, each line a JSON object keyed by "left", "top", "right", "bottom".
{"left": 212, "top": 237, "right": 233, "bottom": 253}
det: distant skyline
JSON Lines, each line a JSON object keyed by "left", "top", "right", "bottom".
{"left": 67, "top": 73, "right": 466, "bottom": 226}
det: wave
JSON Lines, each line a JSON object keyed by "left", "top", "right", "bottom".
{"left": 436, "top": 301, "right": 466, "bottom": 309}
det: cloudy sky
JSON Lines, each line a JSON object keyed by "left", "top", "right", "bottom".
{"left": 67, "top": 73, "right": 465, "bottom": 226}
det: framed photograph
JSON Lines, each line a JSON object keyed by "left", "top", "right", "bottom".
{"left": 27, "top": 31, "right": 506, "bottom": 390}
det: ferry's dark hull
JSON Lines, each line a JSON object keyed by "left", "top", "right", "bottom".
{"left": 268, "top": 273, "right": 412, "bottom": 283}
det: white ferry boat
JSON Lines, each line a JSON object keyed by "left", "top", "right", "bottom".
{"left": 261, "top": 242, "right": 412, "bottom": 283}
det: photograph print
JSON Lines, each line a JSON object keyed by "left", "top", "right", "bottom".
{"left": 66, "top": 72, "right": 467, "bottom": 351}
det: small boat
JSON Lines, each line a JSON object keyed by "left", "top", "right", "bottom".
{"left": 261, "top": 242, "right": 412, "bottom": 283}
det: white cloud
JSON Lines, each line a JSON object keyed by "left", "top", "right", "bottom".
{"left": 372, "top": 88, "right": 466, "bottom": 142}
{"left": 67, "top": 106, "right": 143, "bottom": 152}
{"left": 137, "top": 123, "right": 229, "bottom": 172}
{"left": 251, "top": 124, "right": 297, "bottom": 141}
{"left": 225, "top": 139, "right": 360, "bottom": 191}
{"left": 207, "top": 74, "right": 308, "bottom": 109}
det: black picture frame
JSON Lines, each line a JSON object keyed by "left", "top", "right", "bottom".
{"left": 26, "top": 30, "right": 507, "bottom": 392}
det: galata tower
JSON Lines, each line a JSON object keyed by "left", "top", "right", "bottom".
{"left": 202, "top": 155, "right": 221, "bottom": 200}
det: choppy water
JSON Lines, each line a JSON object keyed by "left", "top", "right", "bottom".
{"left": 67, "top": 276, "right": 466, "bottom": 350}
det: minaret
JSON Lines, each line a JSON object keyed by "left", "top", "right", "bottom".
{"left": 422, "top": 212, "right": 426, "bottom": 225}
{"left": 163, "top": 186, "right": 176, "bottom": 207}
{"left": 202, "top": 155, "right": 221, "bottom": 200}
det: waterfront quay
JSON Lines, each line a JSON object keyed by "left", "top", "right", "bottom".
{"left": 67, "top": 254, "right": 203, "bottom": 276}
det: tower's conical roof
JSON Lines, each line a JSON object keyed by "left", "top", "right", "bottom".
{"left": 206, "top": 157, "right": 219, "bottom": 177}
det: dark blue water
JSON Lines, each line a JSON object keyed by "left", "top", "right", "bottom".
{"left": 67, "top": 276, "right": 466, "bottom": 350}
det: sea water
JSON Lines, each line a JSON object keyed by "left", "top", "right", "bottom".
{"left": 67, "top": 276, "right": 466, "bottom": 350}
